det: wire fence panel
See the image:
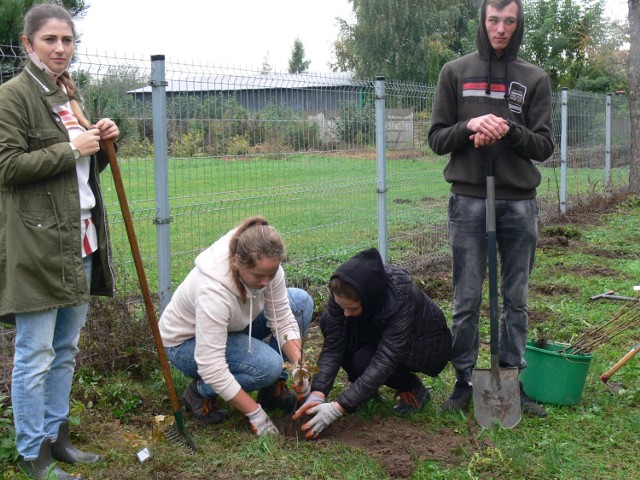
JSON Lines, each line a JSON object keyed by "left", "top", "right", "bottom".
{"left": 0, "top": 46, "right": 632, "bottom": 392}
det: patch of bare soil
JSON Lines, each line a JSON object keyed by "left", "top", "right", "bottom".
{"left": 544, "top": 191, "right": 628, "bottom": 228}
{"left": 278, "top": 414, "right": 482, "bottom": 479}
{"left": 537, "top": 236, "right": 571, "bottom": 248}
{"left": 545, "top": 262, "right": 620, "bottom": 279}
{"left": 528, "top": 309, "right": 552, "bottom": 325}
{"left": 531, "top": 283, "right": 578, "bottom": 297}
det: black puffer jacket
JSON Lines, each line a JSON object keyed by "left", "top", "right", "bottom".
{"left": 310, "top": 248, "right": 452, "bottom": 413}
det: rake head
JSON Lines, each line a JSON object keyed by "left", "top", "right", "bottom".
{"left": 165, "top": 421, "right": 197, "bottom": 453}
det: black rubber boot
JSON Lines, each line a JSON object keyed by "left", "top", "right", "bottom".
{"left": 51, "top": 420, "right": 101, "bottom": 464}
{"left": 520, "top": 383, "right": 548, "bottom": 418}
{"left": 19, "top": 438, "right": 79, "bottom": 480}
{"left": 441, "top": 370, "right": 473, "bottom": 413}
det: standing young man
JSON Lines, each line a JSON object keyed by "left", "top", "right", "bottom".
{"left": 428, "top": 0, "right": 553, "bottom": 416}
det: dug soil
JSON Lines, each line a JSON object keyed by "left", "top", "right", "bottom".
{"left": 278, "top": 413, "right": 487, "bottom": 479}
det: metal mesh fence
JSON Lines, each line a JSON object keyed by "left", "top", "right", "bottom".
{"left": 0, "top": 46, "right": 632, "bottom": 392}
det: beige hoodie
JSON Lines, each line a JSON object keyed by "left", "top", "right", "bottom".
{"left": 159, "top": 228, "right": 301, "bottom": 401}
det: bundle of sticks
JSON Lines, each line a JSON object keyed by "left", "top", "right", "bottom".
{"left": 563, "top": 290, "right": 640, "bottom": 355}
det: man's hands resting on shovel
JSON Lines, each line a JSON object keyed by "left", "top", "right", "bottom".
{"left": 293, "top": 391, "right": 344, "bottom": 438}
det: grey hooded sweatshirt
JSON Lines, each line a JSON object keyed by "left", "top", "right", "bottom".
{"left": 428, "top": 0, "right": 554, "bottom": 200}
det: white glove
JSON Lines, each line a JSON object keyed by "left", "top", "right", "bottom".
{"left": 291, "top": 364, "right": 311, "bottom": 401}
{"left": 293, "top": 391, "right": 325, "bottom": 418}
{"left": 300, "top": 401, "right": 343, "bottom": 439}
{"left": 246, "top": 405, "right": 279, "bottom": 436}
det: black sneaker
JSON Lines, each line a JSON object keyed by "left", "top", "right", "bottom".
{"left": 256, "top": 379, "right": 297, "bottom": 412}
{"left": 393, "top": 379, "right": 430, "bottom": 414}
{"left": 181, "top": 380, "right": 228, "bottom": 423}
{"left": 520, "top": 383, "right": 547, "bottom": 418}
{"left": 441, "top": 381, "right": 473, "bottom": 412}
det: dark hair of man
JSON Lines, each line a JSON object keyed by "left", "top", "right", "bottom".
{"left": 328, "top": 277, "right": 360, "bottom": 301}
{"left": 487, "top": 0, "right": 519, "bottom": 10}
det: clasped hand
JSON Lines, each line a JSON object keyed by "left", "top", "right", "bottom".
{"left": 467, "top": 113, "right": 509, "bottom": 148}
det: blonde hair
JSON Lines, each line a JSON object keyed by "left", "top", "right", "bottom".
{"left": 229, "top": 216, "right": 286, "bottom": 302}
{"left": 23, "top": 3, "right": 91, "bottom": 129}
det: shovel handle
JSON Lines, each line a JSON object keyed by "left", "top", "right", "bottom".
{"left": 600, "top": 342, "right": 640, "bottom": 383}
{"left": 102, "top": 140, "right": 181, "bottom": 412}
{"left": 486, "top": 165, "right": 499, "bottom": 357}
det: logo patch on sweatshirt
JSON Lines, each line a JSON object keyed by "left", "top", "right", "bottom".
{"left": 507, "top": 82, "right": 527, "bottom": 113}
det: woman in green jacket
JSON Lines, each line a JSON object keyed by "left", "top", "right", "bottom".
{"left": 0, "top": 4, "right": 119, "bottom": 479}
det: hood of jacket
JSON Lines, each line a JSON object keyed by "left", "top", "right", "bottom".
{"left": 476, "top": 0, "right": 524, "bottom": 62}
{"left": 194, "top": 228, "right": 245, "bottom": 297}
{"left": 476, "top": 0, "right": 525, "bottom": 100}
{"left": 330, "top": 247, "right": 387, "bottom": 321}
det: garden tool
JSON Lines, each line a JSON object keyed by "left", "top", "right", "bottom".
{"left": 600, "top": 340, "right": 640, "bottom": 384}
{"left": 471, "top": 145, "right": 521, "bottom": 429}
{"left": 590, "top": 290, "right": 640, "bottom": 302}
{"left": 103, "top": 140, "right": 196, "bottom": 452}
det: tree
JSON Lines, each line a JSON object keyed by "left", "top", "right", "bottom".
{"left": 1, "top": 0, "right": 88, "bottom": 45}
{"left": 629, "top": 0, "right": 640, "bottom": 191}
{"left": 331, "top": 0, "right": 477, "bottom": 83}
{"left": 521, "top": 0, "right": 627, "bottom": 92}
{"left": 288, "top": 38, "right": 311, "bottom": 73}
{"left": 1, "top": 0, "right": 89, "bottom": 81}
{"left": 261, "top": 51, "right": 272, "bottom": 75}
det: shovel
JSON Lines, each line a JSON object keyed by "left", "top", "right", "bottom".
{"left": 471, "top": 147, "right": 521, "bottom": 429}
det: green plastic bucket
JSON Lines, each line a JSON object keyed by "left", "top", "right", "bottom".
{"left": 520, "top": 341, "right": 593, "bottom": 405}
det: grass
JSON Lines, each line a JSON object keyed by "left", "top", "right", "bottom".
{"left": 2, "top": 193, "right": 639, "bottom": 479}
{"left": 1, "top": 158, "right": 637, "bottom": 479}
{"left": 101, "top": 151, "right": 629, "bottom": 296}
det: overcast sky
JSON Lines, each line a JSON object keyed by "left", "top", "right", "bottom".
{"left": 75, "top": 0, "right": 355, "bottom": 72}
{"left": 74, "top": 0, "right": 627, "bottom": 73}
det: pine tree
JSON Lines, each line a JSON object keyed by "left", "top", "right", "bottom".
{"left": 288, "top": 38, "right": 311, "bottom": 73}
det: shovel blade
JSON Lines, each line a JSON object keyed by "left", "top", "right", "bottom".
{"left": 472, "top": 366, "right": 521, "bottom": 429}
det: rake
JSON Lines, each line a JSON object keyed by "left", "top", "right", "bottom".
{"left": 103, "top": 140, "right": 196, "bottom": 453}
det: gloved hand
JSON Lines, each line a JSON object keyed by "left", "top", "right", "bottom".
{"left": 299, "top": 401, "right": 343, "bottom": 439}
{"left": 293, "top": 391, "right": 325, "bottom": 419}
{"left": 246, "top": 405, "right": 279, "bottom": 436}
{"left": 291, "top": 364, "right": 311, "bottom": 401}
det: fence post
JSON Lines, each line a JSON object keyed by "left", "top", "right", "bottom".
{"left": 560, "top": 88, "right": 568, "bottom": 214}
{"left": 150, "top": 55, "right": 172, "bottom": 313}
{"left": 375, "top": 76, "right": 388, "bottom": 262}
{"left": 605, "top": 93, "right": 612, "bottom": 195}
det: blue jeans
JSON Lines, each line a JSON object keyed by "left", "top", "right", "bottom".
{"left": 448, "top": 194, "right": 537, "bottom": 380}
{"left": 12, "top": 255, "right": 93, "bottom": 460}
{"left": 165, "top": 287, "right": 313, "bottom": 398}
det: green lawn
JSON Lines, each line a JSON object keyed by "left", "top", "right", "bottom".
{"left": 101, "top": 152, "right": 628, "bottom": 295}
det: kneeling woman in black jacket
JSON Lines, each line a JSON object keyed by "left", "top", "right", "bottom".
{"left": 293, "top": 248, "right": 452, "bottom": 438}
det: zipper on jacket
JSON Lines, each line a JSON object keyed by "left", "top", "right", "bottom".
{"left": 46, "top": 190, "right": 67, "bottom": 287}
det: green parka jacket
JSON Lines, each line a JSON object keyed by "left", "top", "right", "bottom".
{"left": 0, "top": 61, "right": 115, "bottom": 321}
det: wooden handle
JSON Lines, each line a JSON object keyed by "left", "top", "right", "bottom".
{"left": 103, "top": 140, "right": 181, "bottom": 411}
{"left": 600, "top": 342, "right": 640, "bottom": 383}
